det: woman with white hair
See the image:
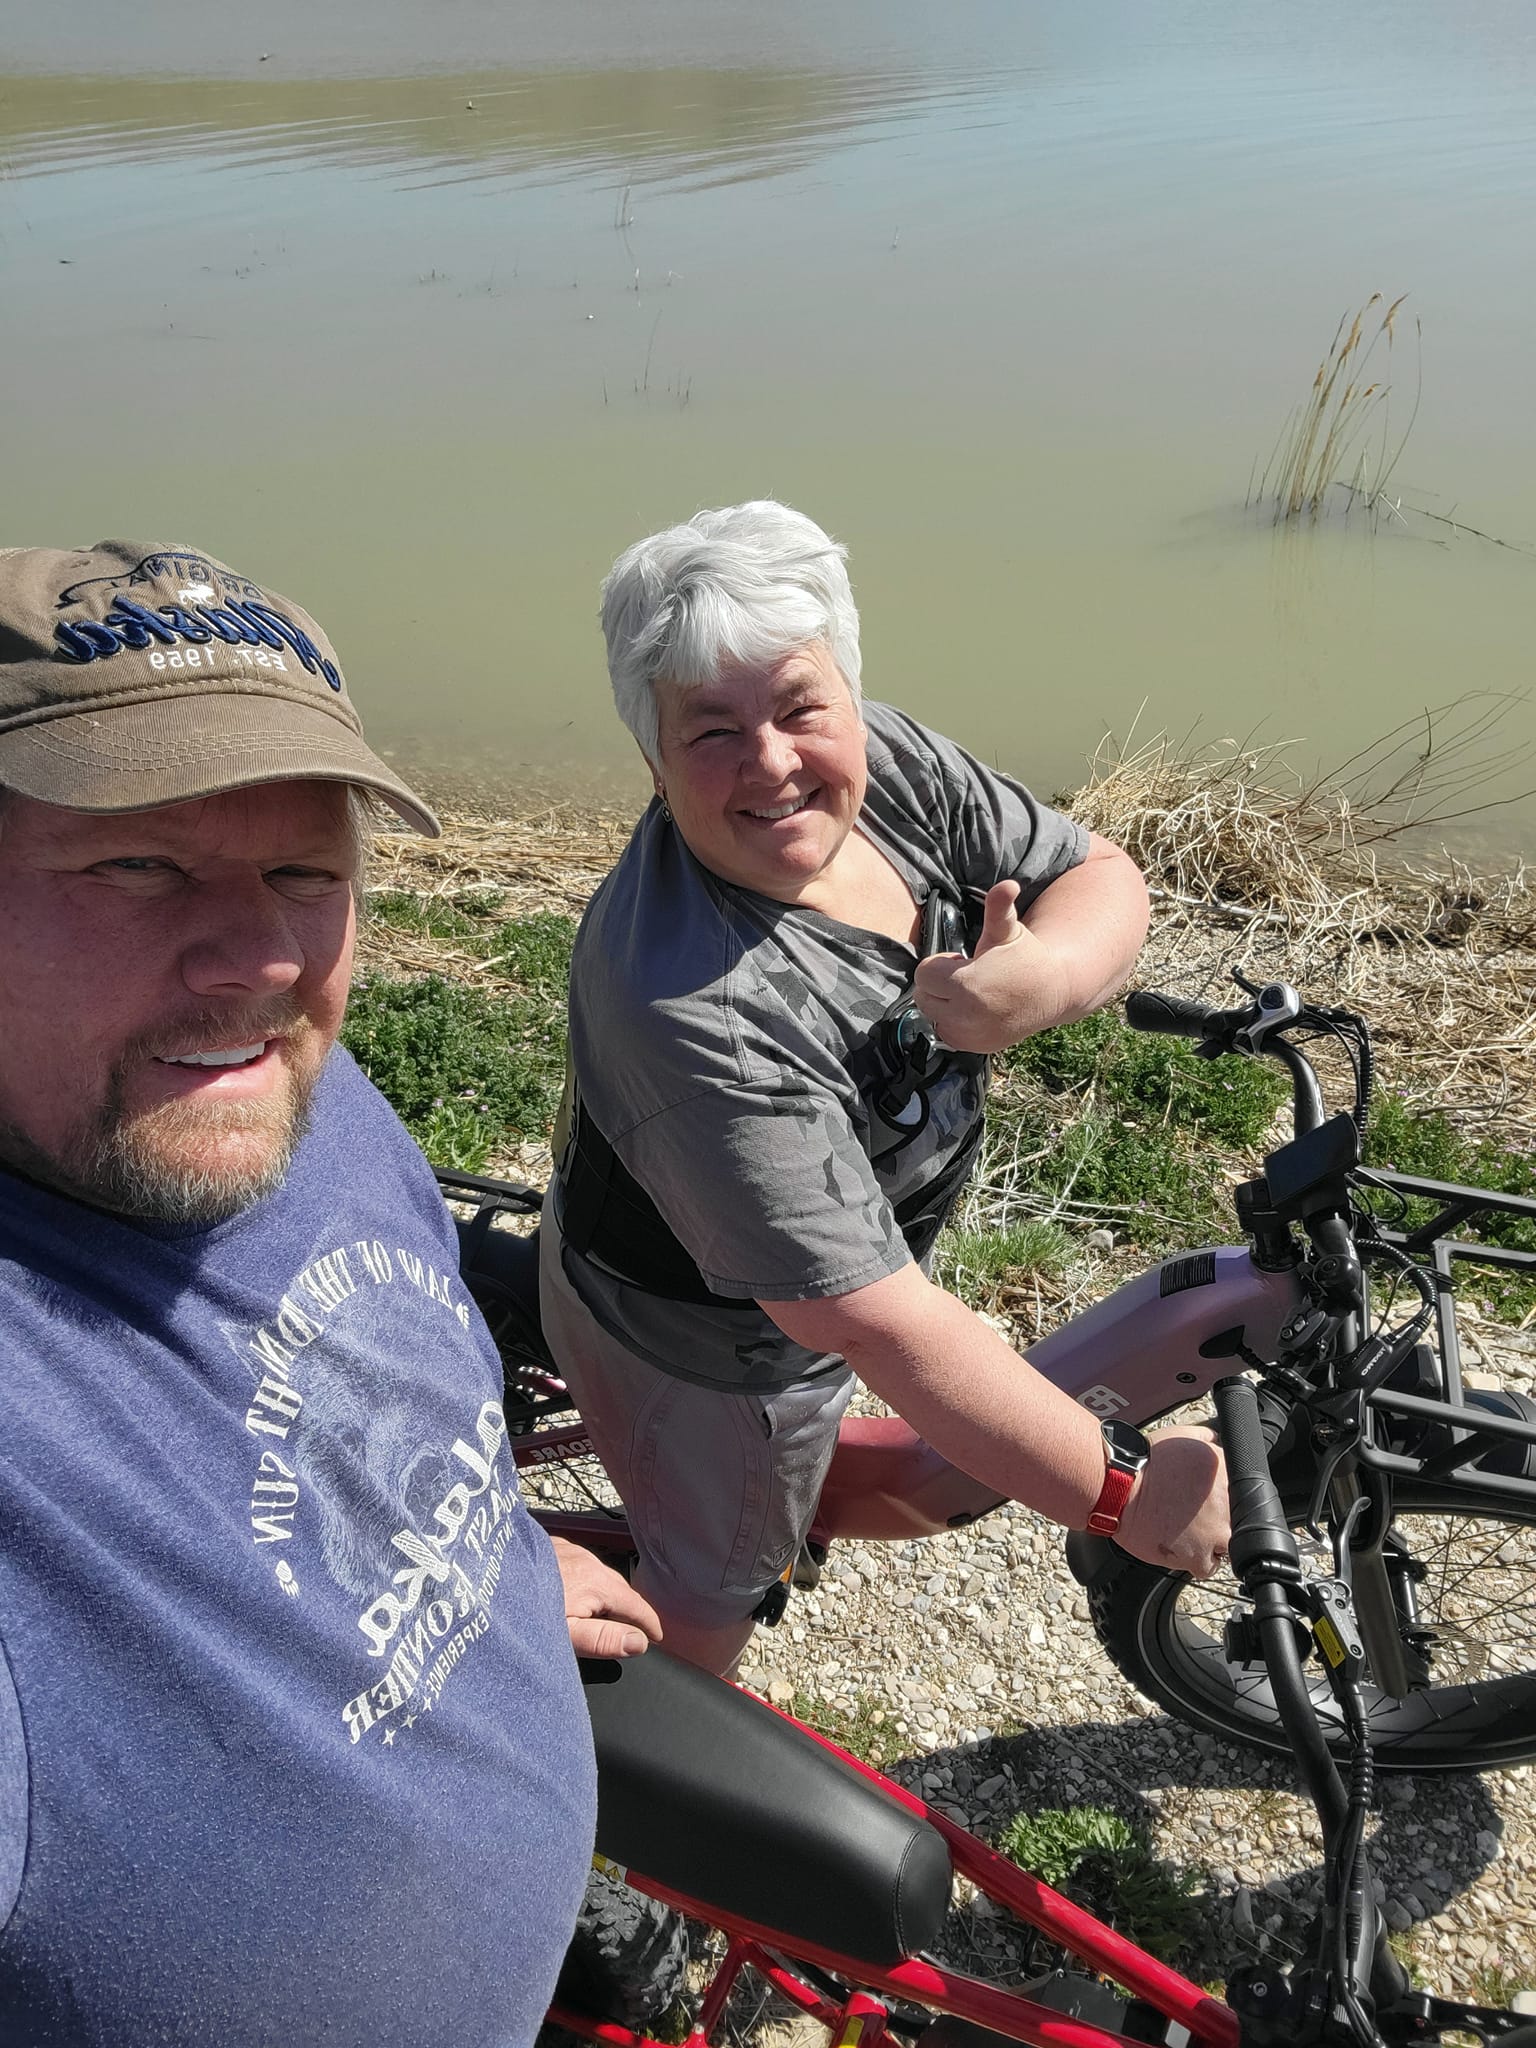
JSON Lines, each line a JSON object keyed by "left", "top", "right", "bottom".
{"left": 541, "top": 501, "right": 1228, "bottom": 1675}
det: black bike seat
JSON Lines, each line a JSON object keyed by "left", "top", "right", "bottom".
{"left": 581, "top": 1650, "right": 952, "bottom": 1967}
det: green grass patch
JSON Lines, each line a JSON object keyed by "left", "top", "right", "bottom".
{"left": 1044, "top": 1108, "right": 1212, "bottom": 1224}
{"left": 985, "top": 1011, "right": 1287, "bottom": 1245}
{"left": 341, "top": 972, "right": 566, "bottom": 1165}
{"left": 935, "top": 1218, "right": 1074, "bottom": 1304}
{"left": 1008, "top": 1011, "right": 1288, "bottom": 1151}
{"left": 998, "top": 1806, "right": 1204, "bottom": 1963}
{"left": 1363, "top": 1094, "right": 1536, "bottom": 1319}
{"left": 343, "top": 912, "right": 577, "bottom": 1169}
{"left": 477, "top": 910, "right": 575, "bottom": 1001}
{"left": 366, "top": 888, "right": 504, "bottom": 940}
{"left": 1468, "top": 1960, "right": 1530, "bottom": 2010}
{"left": 789, "top": 1690, "right": 905, "bottom": 1772}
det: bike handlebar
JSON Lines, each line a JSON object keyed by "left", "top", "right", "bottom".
{"left": 1212, "top": 1376, "right": 1296, "bottom": 1583}
{"left": 1213, "top": 1376, "right": 1351, "bottom": 1845}
{"left": 1123, "top": 989, "right": 1224, "bottom": 1039}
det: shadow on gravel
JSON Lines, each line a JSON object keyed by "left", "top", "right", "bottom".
{"left": 877, "top": 1713, "right": 1506, "bottom": 1988}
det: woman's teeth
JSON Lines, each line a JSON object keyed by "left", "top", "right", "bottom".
{"left": 748, "top": 796, "right": 809, "bottom": 821}
{"left": 158, "top": 1043, "right": 267, "bottom": 1067}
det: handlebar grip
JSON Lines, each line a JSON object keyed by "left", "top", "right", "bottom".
{"left": 1124, "top": 990, "right": 1217, "bottom": 1039}
{"left": 1213, "top": 1375, "right": 1302, "bottom": 1580}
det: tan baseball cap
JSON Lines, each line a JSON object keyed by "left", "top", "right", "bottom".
{"left": 0, "top": 540, "right": 439, "bottom": 835}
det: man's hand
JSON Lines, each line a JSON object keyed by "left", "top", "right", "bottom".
{"left": 550, "top": 1536, "right": 663, "bottom": 1658}
{"left": 914, "top": 880, "right": 1065, "bottom": 1054}
{"left": 1113, "top": 1426, "right": 1230, "bottom": 1580}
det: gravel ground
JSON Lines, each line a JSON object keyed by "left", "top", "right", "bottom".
{"left": 725, "top": 1342, "right": 1536, "bottom": 2008}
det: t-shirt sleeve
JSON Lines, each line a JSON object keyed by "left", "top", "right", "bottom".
{"left": 868, "top": 704, "right": 1088, "bottom": 912}
{"left": 614, "top": 1064, "right": 911, "bottom": 1303}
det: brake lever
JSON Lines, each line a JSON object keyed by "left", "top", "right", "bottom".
{"left": 1328, "top": 1492, "right": 1370, "bottom": 1593}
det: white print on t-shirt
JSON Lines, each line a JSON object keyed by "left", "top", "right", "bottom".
{"left": 340, "top": 1397, "right": 524, "bottom": 1746}
{"left": 239, "top": 1239, "right": 471, "bottom": 1445}
{"left": 219, "top": 1232, "right": 521, "bottom": 1752}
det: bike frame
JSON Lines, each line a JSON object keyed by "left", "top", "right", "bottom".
{"left": 550, "top": 1700, "right": 1240, "bottom": 2048}
{"left": 503, "top": 1241, "right": 1305, "bottom": 1557}
{"left": 440, "top": 1007, "right": 1536, "bottom": 2046}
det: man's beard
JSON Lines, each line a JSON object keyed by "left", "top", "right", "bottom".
{"left": 0, "top": 1006, "right": 327, "bottom": 1228}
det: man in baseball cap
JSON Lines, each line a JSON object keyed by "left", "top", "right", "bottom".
{"left": 0, "top": 542, "right": 655, "bottom": 2046}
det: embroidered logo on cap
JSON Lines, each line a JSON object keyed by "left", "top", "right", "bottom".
{"left": 51, "top": 551, "right": 343, "bottom": 692}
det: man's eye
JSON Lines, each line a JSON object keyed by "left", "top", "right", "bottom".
{"left": 268, "top": 865, "right": 349, "bottom": 895}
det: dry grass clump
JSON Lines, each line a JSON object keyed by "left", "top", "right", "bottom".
{"left": 1074, "top": 724, "right": 1536, "bottom": 1137}
{"left": 356, "top": 801, "right": 631, "bottom": 983}
{"left": 366, "top": 801, "right": 631, "bottom": 913}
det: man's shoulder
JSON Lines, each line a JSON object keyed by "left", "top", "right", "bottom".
{"left": 297, "top": 1046, "right": 448, "bottom": 1215}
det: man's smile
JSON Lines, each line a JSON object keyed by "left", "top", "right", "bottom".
{"left": 155, "top": 1041, "right": 270, "bottom": 1068}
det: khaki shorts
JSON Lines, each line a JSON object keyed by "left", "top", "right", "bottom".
{"left": 538, "top": 1214, "right": 855, "bottom": 1628}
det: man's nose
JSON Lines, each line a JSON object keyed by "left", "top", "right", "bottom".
{"left": 178, "top": 878, "right": 304, "bottom": 998}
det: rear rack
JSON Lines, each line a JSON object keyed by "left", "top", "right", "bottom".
{"left": 1354, "top": 1170, "right": 1536, "bottom": 1510}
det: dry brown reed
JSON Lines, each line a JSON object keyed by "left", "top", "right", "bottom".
{"left": 1073, "top": 726, "right": 1536, "bottom": 1137}
{"left": 1252, "top": 293, "right": 1416, "bottom": 522}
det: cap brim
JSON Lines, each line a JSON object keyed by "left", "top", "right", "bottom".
{"left": 0, "top": 693, "right": 441, "bottom": 837}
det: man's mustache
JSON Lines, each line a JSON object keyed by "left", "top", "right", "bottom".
{"left": 116, "top": 1000, "right": 313, "bottom": 1070}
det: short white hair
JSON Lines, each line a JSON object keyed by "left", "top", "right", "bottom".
{"left": 600, "top": 501, "right": 863, "bottom": 763}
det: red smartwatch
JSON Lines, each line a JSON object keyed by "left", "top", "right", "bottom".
{"left": 1087, "top": 1419, "right": 1151, "bottom": 1535}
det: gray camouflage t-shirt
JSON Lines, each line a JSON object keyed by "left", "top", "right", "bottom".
{"left": 558, "top": 701, "right": 1087, "bottom": 1391}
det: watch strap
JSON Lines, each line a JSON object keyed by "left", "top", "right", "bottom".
{"left": 1086, "top": 1463, "right": 1138, "bottom": 1536}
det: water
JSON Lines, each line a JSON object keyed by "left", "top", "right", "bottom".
{"left": 4, "top": 1, "right": 1535, "bottom": 851}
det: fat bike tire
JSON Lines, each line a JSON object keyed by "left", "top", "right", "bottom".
{"left": 1080, "top": 1492, "right": 1536, "bottom": 1774}
{"left": 551, "top": 1863, "right": 689, "bottom": 2033}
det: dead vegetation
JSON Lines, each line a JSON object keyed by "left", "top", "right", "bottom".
{"left": 1072, "top": 718, "right": 1536, "bottom": 1141}
{"left": 356, "top": 800, "right": 632, "bottom": 982}
{"left": 1250, "top": 292, "right": 1416, "bottom": 524}
{"left": 358, "top": 716, "right": 1536, "bottom": 1164}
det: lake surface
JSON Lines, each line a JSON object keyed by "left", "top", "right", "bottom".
{"left": 4, "top": 1, "right": 1535, "bottom": 851}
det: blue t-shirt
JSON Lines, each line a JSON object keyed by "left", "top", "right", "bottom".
{"left": 0, "top": 1050, "right": 597, "bottom": 2046}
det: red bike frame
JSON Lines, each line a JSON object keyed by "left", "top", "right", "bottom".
{"left": 547, "top": 1698, "right": 1238, "bottom": 2048}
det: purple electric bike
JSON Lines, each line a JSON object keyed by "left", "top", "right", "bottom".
{"left": 448, "top": 974, "right": 1536, "bottom": 1774}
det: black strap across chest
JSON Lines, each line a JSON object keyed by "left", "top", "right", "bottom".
{"left": 557, "top": 1086, "right": 984, "bottom": 1310}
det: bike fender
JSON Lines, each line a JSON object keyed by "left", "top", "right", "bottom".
{"left": 1064, "top": 1527, "right": 1116, "bottom": 1588}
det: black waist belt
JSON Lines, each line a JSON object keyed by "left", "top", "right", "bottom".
{"left": 557, "top": 1093, "right": 985, "bottom": 1311}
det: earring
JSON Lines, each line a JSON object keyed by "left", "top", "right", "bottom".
{"left": 658, "top": 791, "right": 673, "bottom": 822}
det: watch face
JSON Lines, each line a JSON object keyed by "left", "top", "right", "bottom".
{"left": 1102, "top": 1419, "right": 1152, "bottom": 1469}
